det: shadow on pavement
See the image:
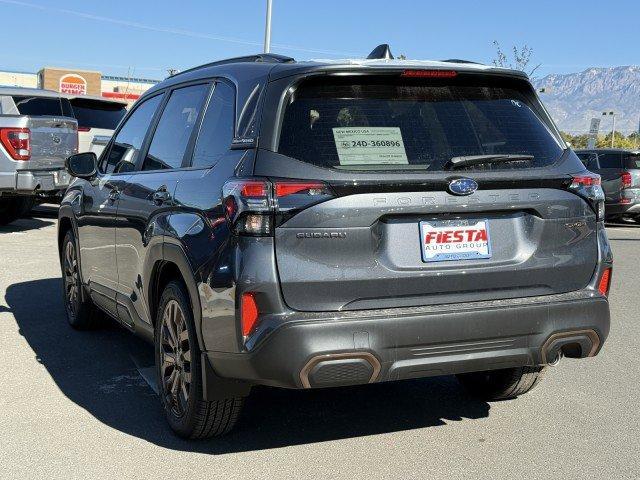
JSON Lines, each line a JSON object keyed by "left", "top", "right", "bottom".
{"left": 0, "top": 216, "right": 54, "bottom": 234}
{"left": 0, "top": 204, "right": 58, "bottom": 233}
{"left": 5, "top": 278, "right": 491, "bottom": 454}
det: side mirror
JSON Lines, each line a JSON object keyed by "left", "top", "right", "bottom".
{"left": 66, "top": 152, "right": 98, "bottom": 179}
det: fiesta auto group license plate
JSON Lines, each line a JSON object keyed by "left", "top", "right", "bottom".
{"left": 419, "top": 220, "right": 491, "bottom": 262}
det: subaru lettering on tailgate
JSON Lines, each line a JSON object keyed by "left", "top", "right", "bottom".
{"left": 419, "top": 219, "right": 491, "bottom": 262}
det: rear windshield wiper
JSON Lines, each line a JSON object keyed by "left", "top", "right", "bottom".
{"left": 446, "top": 154, "right": 534, "bottom": 170}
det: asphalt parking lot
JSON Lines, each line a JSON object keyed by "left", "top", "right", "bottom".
{"left": 0, "top": 206, "right": 639, "bottom": 480}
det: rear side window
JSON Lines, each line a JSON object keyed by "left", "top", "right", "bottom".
{"left": 278, "top": 77, "right": 564, "bottom": 172}
{"left": 577, "top": 152, "right": 599, "bottom": 170}
{"left": 102, "top": 94, "right": 162, "bottom": 174}
{"left": 624, "top": 154, "right": 640, "bottom": 169}
{"left": 191, "top": 82, "right": 235, "bottom": 168}
{"left": 70, "top": 99, "right": 127, "bottom": 130}
{"left": 143, "top": 84, "right": 210, "bottom": 171}
{"left": 597, "top": 153, "right": 622, "bottom": 169}
{"left": 10, "top": 95, "right": 73, "bottom": 117}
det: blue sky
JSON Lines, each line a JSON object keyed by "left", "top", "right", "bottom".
{"left": 1, "top": 0, "right": 638, "bottom": 80}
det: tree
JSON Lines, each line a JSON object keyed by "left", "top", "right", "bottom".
{"left": 561, "top": 131, "right": 639, "bottom": 149}
{"left": 492, "top": 41, "right": 541, "bottom": 79}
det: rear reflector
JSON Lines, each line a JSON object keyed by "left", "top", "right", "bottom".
{"left": 401, "top": 69, "right": 458, "bottom": 78}
{"left": 241, "top": 293, "right": 259, "bottom": 336}
{"left": 598, "top": 268, "right": 612, "bottom": 296}
{"left": 621, "top": 172, "right": 632, "bottom": 189}
{"left": 0, "top": 127, "right": 30, "bottom": 161}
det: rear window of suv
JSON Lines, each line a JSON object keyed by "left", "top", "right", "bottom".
{"left": 70, "top": 98, "right": 127, "bottom": 130}
{"left": 10, "top": 95, "right": 73, "bottom": 117}
{"left": 624, "top": 154, "right": 640, "bottom": 169}
{"left": 278, "top": 76, "right": 564, "bottom": 171}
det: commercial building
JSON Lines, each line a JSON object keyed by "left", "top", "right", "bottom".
{"left": 0, "top": 67, "right": 159, "bottom": 106}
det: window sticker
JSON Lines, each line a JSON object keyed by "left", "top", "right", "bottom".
{"left": 332, "top": 127, "right": 408, "bottom": 165}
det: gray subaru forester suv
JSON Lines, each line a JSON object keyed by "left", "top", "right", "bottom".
{"left": 60, "top": 46, "right": 612, "bottom": 438}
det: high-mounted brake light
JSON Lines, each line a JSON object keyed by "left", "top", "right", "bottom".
{"left": 598, "top": 268, "right": 612, "bottom": 297}
{"left": 0, "top": 127, "right": 31, "bottom": 161}
{"left": 401, "top": 69, "right": 458, "bottom": 78}
{"left": 240, "top": 293, "right": 259, "bottom": 336}
{"left": 621, "top": 172, "right": 632, "bottom": 189}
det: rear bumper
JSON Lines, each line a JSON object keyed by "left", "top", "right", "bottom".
{"left": 0, "top": 169, "right": 70, "bottom": 194}
{"left": 606, "top": 202, "right": 640, "bottom": 217}
{"left": 206, "top": 291, "right": 610, "bottom": 389}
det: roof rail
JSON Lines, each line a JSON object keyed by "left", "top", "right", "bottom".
{"left": 440, "top": 59, "right": 482, "bottom": 65}
{"left": 170, "top": 54, "right": 295, "bottom": 78}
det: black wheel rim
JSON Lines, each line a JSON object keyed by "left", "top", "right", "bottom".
{"left": 63, "top": 240, "right": 78, "bottom": 318}
{"left": 160, "top": 299, "right": 191, "bottom": 417}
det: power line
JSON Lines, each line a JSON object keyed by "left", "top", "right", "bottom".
{"left": 0, "top": 0, "right": 356, "bottom": 57}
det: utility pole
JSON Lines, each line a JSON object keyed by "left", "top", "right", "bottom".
{"left": 264, "top": 0, "right": 273, "bottom": 53}
{"left": 602, "top": 111, "right": 616, "bottom": 148}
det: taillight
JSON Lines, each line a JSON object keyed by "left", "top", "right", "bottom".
{"left": 240, "top": 293, "right": 259, "bottom": 336}
{"left": 223, "top": 179, "right": 272, "bottom": 236}
{"left": 598, "top": 268, "right": 612, "bottom": 297}
{"left": 570, "top": 175, "right": 601, "bottom": 188}
{"left": 401, "top": 69, "right": 458, "bottom": 78}
{"left": 569, "top": 173, "right": 605, "bottom": 221}
{"left": 77, "top": 126, "right": 91, "bottom": 132}
{"left": 275, "top": 181, "right": 326, "bottom": 197}
{"left": 0, "top": 127, "right": 31, "bottom": 161}
{"left": 621, "top": 172, "right": 632, "bottom": 189}
{"left": 222, "top": 178, "right": 334, "bottom": 236}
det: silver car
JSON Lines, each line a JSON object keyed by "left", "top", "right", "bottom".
{"left": 0, "top": 87, "right": 77, "bottom": 225}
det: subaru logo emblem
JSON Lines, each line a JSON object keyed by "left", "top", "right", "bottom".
{"left": 448, "top": 178, "right": 478, "bottom": 196}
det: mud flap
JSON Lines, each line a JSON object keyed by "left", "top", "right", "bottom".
{"left": 201, "top": 353, "right": 252, "bottom": 400}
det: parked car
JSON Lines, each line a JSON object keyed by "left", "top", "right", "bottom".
{"left": 0, "top": 87, "right": 77, "bottom": 225}
{"left": 64, "top": 95, "right": 127, "bottom": 155}
{"left": 575, "top": 148, "right": 640, "bottom": 222}
{"left": 59, "top": 46, "right": 612, "bottom": 438}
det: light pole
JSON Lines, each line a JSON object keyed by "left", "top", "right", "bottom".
{"left": 602, "top": 111, "right": 616, "bottom": 148}
{"left": 264, "top": 0, "right": 273, "bottom": 54}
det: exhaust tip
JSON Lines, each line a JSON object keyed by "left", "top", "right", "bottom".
{"left": 541, "top": 329, "right": 600, "bottom": 365}
{"left": 300, "top": 352, "right": 381, "bottom": 388}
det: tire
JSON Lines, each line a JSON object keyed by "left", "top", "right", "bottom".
{"left": 61, "top": 229, "right": 99, "bottom": 329}
{"left": 155, "top": 281, "right": 243, "bottom": 438}
{"left": 456, "top": 365, "right": 546, "bottom": 400}
{"left": 0, "top": 197, "right": 32, "bottom": 226}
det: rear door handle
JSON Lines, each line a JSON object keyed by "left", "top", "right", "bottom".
{"left": 152, "top": 186, "right": 172, "bottom": 205}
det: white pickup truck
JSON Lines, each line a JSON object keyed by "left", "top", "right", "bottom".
{"left": 0, "top": 87, "right": 77, "bottom": 225}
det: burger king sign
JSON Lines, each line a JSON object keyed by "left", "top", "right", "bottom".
{"left": 59, "top": 74, "right": 87, "bottom": 95}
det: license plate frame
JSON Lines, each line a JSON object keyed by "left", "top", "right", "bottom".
{"left": 419, "top": 219, "right": 492, "bottom": 263}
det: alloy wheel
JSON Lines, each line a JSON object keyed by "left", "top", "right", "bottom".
{"left": 160, "top": 299, "right": 192, "bottom": 417}
{"left": 63, "top": 240, "right": 79, "bottom": 318}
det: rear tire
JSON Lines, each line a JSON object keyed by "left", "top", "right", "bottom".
{"left": 61, "top": 229, "right": 100, "bottom": 329}
{"left": 456, "top": 366, "right": 546, "bottom": 400}
{"left": 155, "top": 281, "right": 243, "bottom": 438}
{"left": 0, "top": 197, "right": 33, "bottom": 226}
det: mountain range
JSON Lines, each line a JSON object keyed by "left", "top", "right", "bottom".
{"left": 533, "top": 66, "right": 640, "bottom": 135}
